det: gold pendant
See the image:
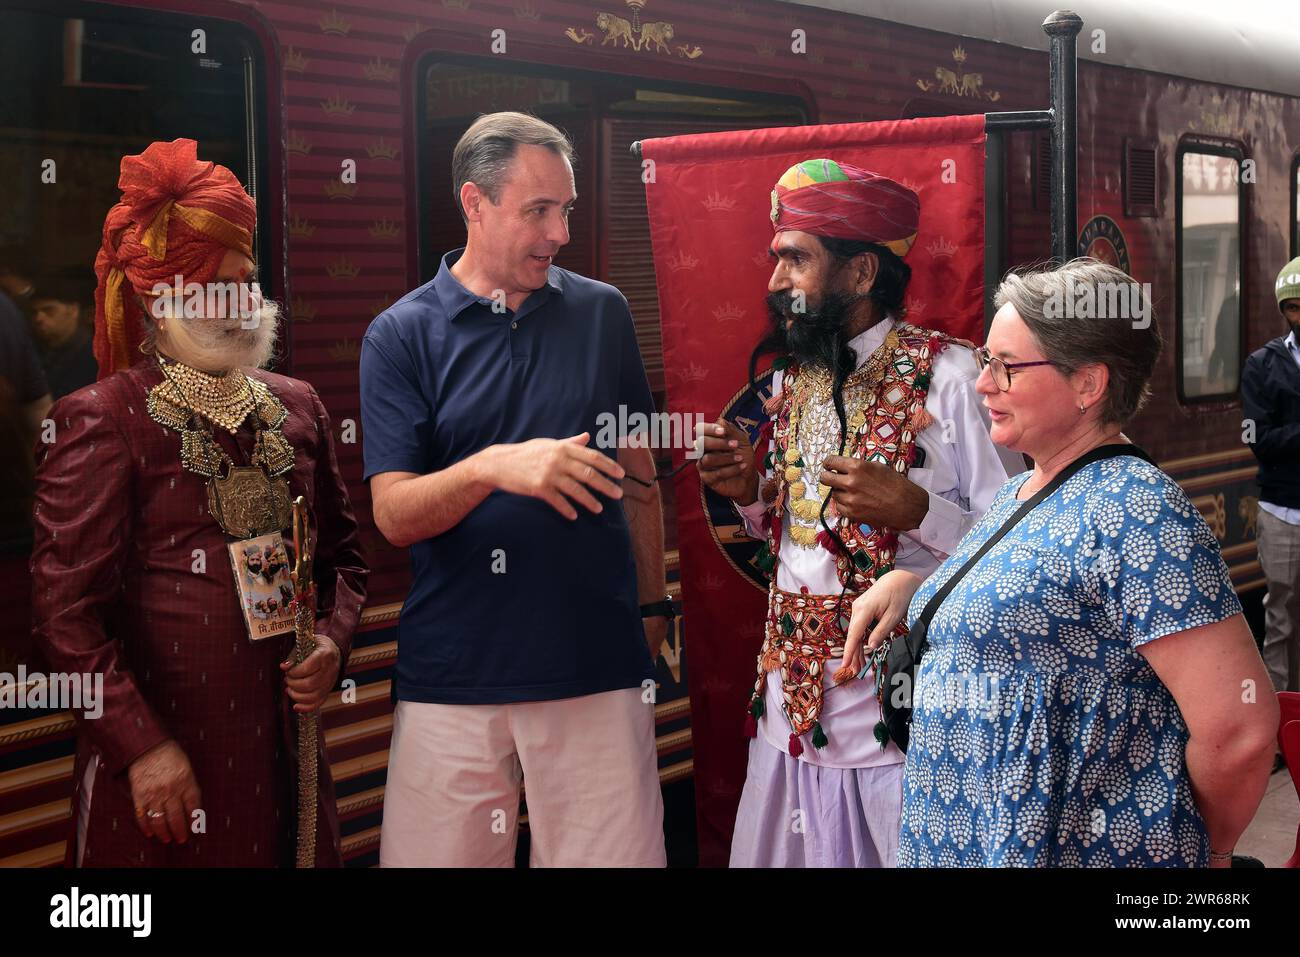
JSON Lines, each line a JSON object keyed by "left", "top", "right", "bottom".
{"left": 207, "top": 467, "right": 292, "bottom": 539}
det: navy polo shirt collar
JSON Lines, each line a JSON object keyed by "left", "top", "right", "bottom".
{"left": 434, "top": 248, "right": 564, "bottom": 322}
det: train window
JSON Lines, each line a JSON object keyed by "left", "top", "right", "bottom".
{"left": 1292, "top": 153, "right": 1299, "bottom": 259}
{"left": 0, "top": 1, "right": 268, "bottom": 664}
{"left": 1175, "top": 144, "right": 1245, "bottom": 402}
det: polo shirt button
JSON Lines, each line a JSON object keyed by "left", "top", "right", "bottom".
{"left": 511, "top": 321, "right": 518, "bottom": 330}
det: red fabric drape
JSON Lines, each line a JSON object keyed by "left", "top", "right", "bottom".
{"left": 642, "top": 115, "right": 987, "bottom": 866}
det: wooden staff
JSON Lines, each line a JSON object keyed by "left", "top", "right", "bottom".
{"left": 289, "top": 496, "right": 319, "bottom": 868}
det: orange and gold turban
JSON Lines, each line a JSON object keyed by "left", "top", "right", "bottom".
{"left": 92, "top": 138, "right": 256, "bottom": 377}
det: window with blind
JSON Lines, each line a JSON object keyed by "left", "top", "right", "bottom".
{"left": 1175, "top": 142, "right": 1246, "bottom": 403}
{"left": 414, "top": 58, "right": 807, "bottom": 396}
{"left": 1292, "top": 153, "right": 1299, "bottom": 259}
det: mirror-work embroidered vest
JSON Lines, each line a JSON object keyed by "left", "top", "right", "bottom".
{"left": 745, "top": 323, "right": 951, "bottom": 755}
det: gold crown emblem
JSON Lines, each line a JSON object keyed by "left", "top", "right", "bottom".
{"left": 329, "top": 339, "right": 361, "bottom": 363}
{"left": 676, "top": 361, "right": 710, "bottom": 383}
{"left": 368, "top": 219, "right": 401, "bottom": 239}
{"left": 324, "top": 180, "right": 357, "bottom": 200}
{"left": 513, "top": 1, "right": 540, "bottom": 20}
{"left": 665, "top": 250, "right": 699, "bottom": 272}
{"left": 753, "top": 40, "right": 775, "bottom": 58}
{"left": 830, "top": 82, "right": 847, "bottom": 99}
{"left": 290, "top": 297, "right": 317, "bottom": 323}
{"left": 288, "top": 215, "right": 316, "bottom": 237}
{"left": 711, "top": 301, "right": 745, "bottom": 322}
{"left": 926, "top": 236, "right": 957, "bottom": 259}
{"left": 701, "top": 191, "right": 737, "bottom": 212}
{"left": 327, "top": 258, "right": 360, "bottom": 281}
{"left": 362, "top": 57, "right": 396, "bottom": 82}
{"left": 728, "top": 2, "right": 750, "bottom": 21}
{"left": 952, "top": 45, "right": 968, "bottom": 64}
{"left": 907, "top": 298, "right": 927, "bottom": 316}
{"left": 319, "top": 9, "right": 351, "bottom": 35}
{"left": 320, "top": 94, "right": 356, "bottom": 116}
{"left": 852, "top": 55, "right": 868, "bottom": 71}
{"left": 366, "top": 136, "right": 399, "bottom": 160}
{"left": 285, "top": 131, "right": 312, "bottom": 156}
{"left": 402, "top": 22, "right": 424, "bottom": 43}
{"left": 370, "top": 296, "right": 397, "bottom": 316}
{"left": 284, "top": 47, "right": 309, "bottom": 73}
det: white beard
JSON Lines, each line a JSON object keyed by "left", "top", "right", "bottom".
{"left": 158, "top": 298, "right": 281, "bottom": 372}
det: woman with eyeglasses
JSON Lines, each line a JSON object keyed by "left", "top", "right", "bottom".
{"left": 842, "top": 258, "right": 1278, "bottom": 867}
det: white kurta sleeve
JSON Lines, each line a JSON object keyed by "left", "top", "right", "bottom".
{"left": 733, "top": 369, "right": 783, "bottom": 540}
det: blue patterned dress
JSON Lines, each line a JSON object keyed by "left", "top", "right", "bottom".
{"left": 897, "top": 454, "right": 1242, "bottom": 867}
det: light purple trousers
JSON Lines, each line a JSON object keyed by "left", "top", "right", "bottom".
{"left": 729, "top": 736, "right": 904, "bottom": 867}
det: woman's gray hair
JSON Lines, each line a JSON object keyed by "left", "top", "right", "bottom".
{"left": 994, "top": 257, "right": 1162, "bottom": 425}
{"left": 451, "top": 112, "right": 575, "bottom": 223}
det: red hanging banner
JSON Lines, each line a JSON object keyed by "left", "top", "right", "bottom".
{"left": 642, "top": 115, "right": 987, "bottom": 866}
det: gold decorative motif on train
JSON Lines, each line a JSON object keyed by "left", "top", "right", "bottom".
{"left": 914, "top": 45, "right": 1002, "bottom": 102}
{"left": 1191, "top": 492, "right": 1228, "bottom": 541}
{"left": 565, "top": 1, "right": 704, "bottom": 59}
{"left": 1239, "top": 496, "right": 1259, "bottom": 540}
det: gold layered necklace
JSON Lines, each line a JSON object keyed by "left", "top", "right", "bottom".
{"left": 784, "top": 329, "right": 898, "bottom": 547}
{"left": 154, "top": 357, "right": 256, "bottom": 434}
{"left": 148, "top": 354, "right": 296, "bottom": 538}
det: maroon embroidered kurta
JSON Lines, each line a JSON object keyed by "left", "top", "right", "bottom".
{"left": 30, "top": 359, "right": 368, "bottom": 866}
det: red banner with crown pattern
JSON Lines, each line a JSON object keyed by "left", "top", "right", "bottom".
{"left": 641, "top": 115, "right": 987, "bottom": 866}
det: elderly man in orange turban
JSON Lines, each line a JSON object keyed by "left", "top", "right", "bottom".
{"left": 30, "top": 139, "right": 368, "bottom": 866}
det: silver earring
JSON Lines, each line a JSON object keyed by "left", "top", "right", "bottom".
{"left": 1079, "top": 403, "right": 1087, "bottom": 415}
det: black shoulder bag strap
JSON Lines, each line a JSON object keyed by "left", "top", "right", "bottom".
{"left": 882, "top": 442, "right": 1154, "bottom": 751}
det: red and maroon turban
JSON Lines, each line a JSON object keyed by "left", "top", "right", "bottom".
{"left": 770, "top": 158, "right": 920, "bottom": 257}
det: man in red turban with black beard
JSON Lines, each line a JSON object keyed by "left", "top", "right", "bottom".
{"left": 30, "top": 139, "right": 368, "bottom": 866}
{"left": 699, "top": 159, "right": 1022, "bottom": 867}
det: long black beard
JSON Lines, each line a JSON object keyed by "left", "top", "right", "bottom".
{"left": 745, "top": 288, "right": 873, "bottom": 632}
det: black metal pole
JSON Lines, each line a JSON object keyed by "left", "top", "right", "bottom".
{"left": 1044, "top": 10, "right": 1083, "bottom": 264}
{"left": 983, "top": 110, "right": 1052, "bottom": 132}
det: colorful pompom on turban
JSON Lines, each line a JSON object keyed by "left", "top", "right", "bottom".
{"left": 92, "top": 138, "right": 256, "bottom": 377}
{"left": 770, "top": 158, "right": 920, "bottom": 258}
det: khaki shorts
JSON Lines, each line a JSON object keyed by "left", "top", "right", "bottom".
{"left": 379, "top": 687, "right": 666, "bottom": 867}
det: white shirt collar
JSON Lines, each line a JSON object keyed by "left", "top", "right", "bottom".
{"left": 846, "top": 314, "right": 899, "bottom": 369}
{"left": 1286, "top": 330, "right": 1298, "bottom": 353}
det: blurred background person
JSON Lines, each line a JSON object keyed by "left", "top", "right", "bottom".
{"left": 0, "top": 275, "right": 50, "bottom": 554}
{"left": 1242, "top": 256, "right": 1300, "bottom": 763}
{"left": 29, "top": 271, "right": 98, "bottom": 398}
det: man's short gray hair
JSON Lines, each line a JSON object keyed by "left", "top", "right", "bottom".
{"left": 451, "top": 112, "right": 575, "bottom": 223}
{"left": 994, "top": 257, "right": 1162, "bottom": 426}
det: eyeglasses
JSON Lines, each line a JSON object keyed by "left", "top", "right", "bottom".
{"left": 973, "top": 345, "right": 1059, "bottom": 392}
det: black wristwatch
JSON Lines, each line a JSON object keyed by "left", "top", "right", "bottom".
{"left": 640, "top": 598, "right": 676, "bottom": 620}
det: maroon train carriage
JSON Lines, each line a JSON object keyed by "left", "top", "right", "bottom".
{"left": 0, "top": 0, "right": 1297, "bottom": 867}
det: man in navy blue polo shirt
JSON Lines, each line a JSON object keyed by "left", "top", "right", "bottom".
{"left": 363, "top": 112, "right": 668, "bottom": 867}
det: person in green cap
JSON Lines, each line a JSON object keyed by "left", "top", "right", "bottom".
{"left": 1242, "top": 255, "right": 1300, "bottom": 738}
